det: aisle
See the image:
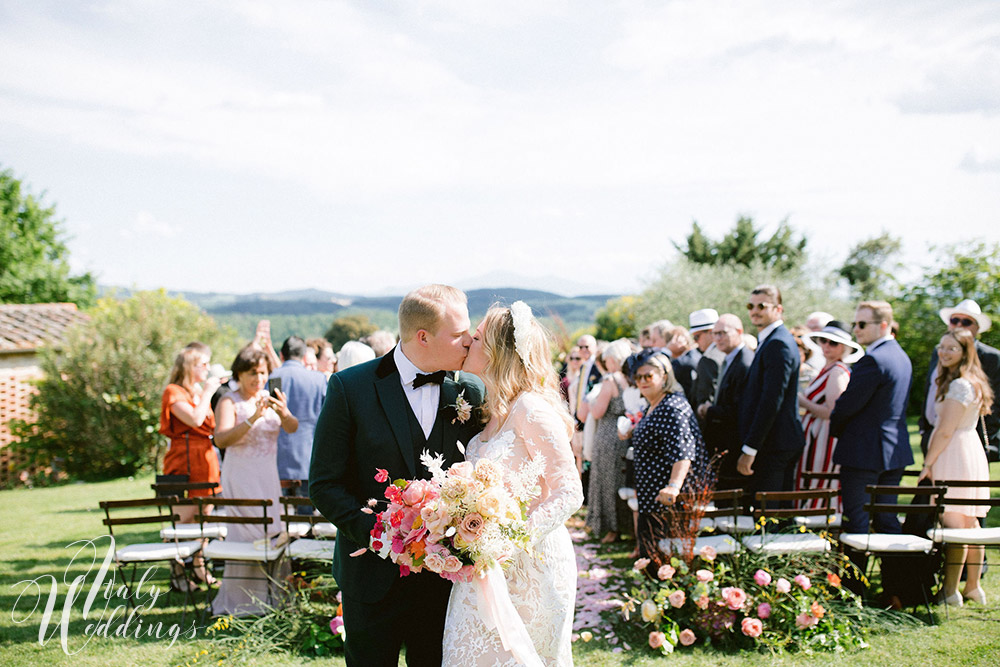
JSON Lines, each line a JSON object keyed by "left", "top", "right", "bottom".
{"left": 570, "top": 527, "right": 629, "bottom": 651}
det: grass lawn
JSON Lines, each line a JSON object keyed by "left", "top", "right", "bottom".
{"left": 2, "top": 427, "right": 1000, "bottom": 666}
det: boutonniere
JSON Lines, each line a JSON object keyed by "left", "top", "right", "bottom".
{"left": 442, "top": 390, "right": 473, "bottom": 424}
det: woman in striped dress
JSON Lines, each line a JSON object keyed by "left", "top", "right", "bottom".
{"left": 795, "top": 321, "right": 864, "bottom": 509}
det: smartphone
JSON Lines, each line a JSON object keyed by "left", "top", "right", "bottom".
{"left": 267, "top": 377, "right": 282, "bottom": 397}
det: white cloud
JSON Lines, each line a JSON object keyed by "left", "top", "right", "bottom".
{"left": 120, "top": 211, "right": 179, "bottom": 240}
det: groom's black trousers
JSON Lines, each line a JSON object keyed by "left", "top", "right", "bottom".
{"left": 342, "top": 569, "right": 452, "bottom": 667}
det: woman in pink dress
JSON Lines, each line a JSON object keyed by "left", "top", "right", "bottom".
{"left": 795, "top": 321, "right": 864, "bottom": 509}
{"left": 919, "top": 329, "right": 993, "bottom": 606}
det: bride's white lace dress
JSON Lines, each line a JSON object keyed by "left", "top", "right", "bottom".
{"left": 443, "top": 392, "right": 584, "bottom": 666}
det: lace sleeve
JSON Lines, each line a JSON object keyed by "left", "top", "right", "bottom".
{"left": 946, "top": 377, "right": 977, "bottom": 407}
{"left": 510, "top": 394, "right": 584, "bottom": 544}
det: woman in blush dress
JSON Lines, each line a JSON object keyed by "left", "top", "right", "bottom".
{"left": 795, "top": 321, "right": 863, "bottom": 508}
{"left": 212, "top": 344, "right": 299, "bottom": 615}
{"left": 443, "top": 302, "right": 583, "bottom": 667}
{"left": 919, "top": 329, "right": 994, "bottom": 606}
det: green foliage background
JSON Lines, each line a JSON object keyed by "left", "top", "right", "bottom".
{"left": 10, "top": 290, "right": 241, "bottom": 480}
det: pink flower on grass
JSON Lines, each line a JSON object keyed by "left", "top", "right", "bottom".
{"left": 657, "top": 564, "right": 676, "bottom": 580}
{"left": 775, "top": 578, "right": 791, "bottom": 594}
{"left": 679, "top": 629, "right": 697, "bottom": 646}
{"left": 699, "top": 545, "right": 717, "bottom": 561}
{"left": 633, "top": 558, "right": 651, "bottom": 571}
{"left": 695, "top": 569, "right": 714, "bottom": 582}
{"left": 721, "top": 587, "right": 747, "bottom": 610}
{"left": 668, "top": 590, "right": 686, "bottom": 608}
{"left": 648, "top": 631, "right": 667, "bottom": 649}
{"left": 795, "top": 574, "right": 812, "bottom": 591}
{"left": 741, "top": 617, "right": 763, "bottom": 638}
{"left": 795, "top": 612, "right": 819, "bottom": 629}
{"left": 754, "top": 569, "right": 772, "bottom": 587}
{"left": 757, "top": 602, "right": 772, "bottom": 619}
{"left": 374, "top": 468, "right": 389, "bottom": 483}
{"left": 695, "top": 595, "right": 710, "bottom": 610}
{"left": 330, "top": 616, "right": 344, "bottom": 636}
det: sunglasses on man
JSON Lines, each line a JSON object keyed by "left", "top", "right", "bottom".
{"left": 950, "top": 316, "right": 976, "bottom": 328}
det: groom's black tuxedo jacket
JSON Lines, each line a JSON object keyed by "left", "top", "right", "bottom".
{"left": 309, "top": 349, "right": 485, "bottom": 603}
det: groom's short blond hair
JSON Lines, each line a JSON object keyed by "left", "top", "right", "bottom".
{"left": 398, "top": 284, "right": 467, "bottom": 342}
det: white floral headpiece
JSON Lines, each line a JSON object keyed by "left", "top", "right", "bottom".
{"left": 510, "top": 300, "right": 533, "bottom": 367}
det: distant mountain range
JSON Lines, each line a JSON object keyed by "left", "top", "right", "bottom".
{"left": 178, "top": 287, "right": 618, "bottom": 324}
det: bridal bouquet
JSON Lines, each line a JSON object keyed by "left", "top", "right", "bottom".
{"left": 363, "top": 451, "right": 544, "bottom": 583}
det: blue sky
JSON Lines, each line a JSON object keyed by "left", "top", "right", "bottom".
{"left": 2, "top": 1, "right": 998, "bottom": 297}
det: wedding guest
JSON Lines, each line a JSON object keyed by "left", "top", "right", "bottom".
{"left": 306, "top": 337, "right": 336, "bottom": 378}
{"left": 337, "top": 340, "right": 376, "bottom": 371}
{"left": 918, "top": 328, "right": 993, "bottom": 606}
{"left": 630, "top": 350, "right": 709, "bottom": 556}
{"left": 585, "top": 338, "right": 638, "bottom": 544}
{"left": 563, "top": 346, "right": 585, "bottom": 474}
{"left": 363, "top": 330, "right": 397, "bottom": 357}
{"left": 159, "top": 342, "right": 222, "bottom": 522}
{"left": 791, "top": 326, "right": 818, "bottom": 392}
{"left": 919, "top": 299, "right": 1000, "bottom": 460}
{"left": 803, "top": 311, "right": 834, "bottom": 370}
{"left": 668, "top": 326, "right": 699, "bottom": 402}
{"left": 795, "top": 321, "right": 863, "bottom": 507}
{"left": 212, "top": 344, "right": 298, "bottom": 615}
{"left": 689, "top": 308, "right": 726, "bottom": 409}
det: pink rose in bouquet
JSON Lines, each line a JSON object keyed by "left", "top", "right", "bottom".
{"left": 695, "top": 569, "right": 714, "bottom": 582}
{"left": 775, "top": 577, "right": 791, "bottom": 594}
{"left": 401, "top": 479, "right": 439, "bottom": 506}
{"left": 679, "top": 628, "right": 697, "bottom": 646}
{"left": 458, "top": 512, "right": 486, "bottom": 544}
{"left": 794, "top": 574, "right": 812, "bottom": 591}
{"left": 741, "top": 617, "right": 763, "bottom": 638}
{"left": 449, "top": 461, "right": 474, "bottom": 479}
{"left": 753, "top": 569, "right": 772, "bottom": 587}
{"left": 657, "top": 564, "right": 676, "bottom": 580}
{"left": 721, "top": 586, "right": 746, "bottom": 610}
{"left": 648, "top": 631, "right": 667, "bottom": 649}
{"left": 668, "top": 590, "right": 686, "bottom": 608}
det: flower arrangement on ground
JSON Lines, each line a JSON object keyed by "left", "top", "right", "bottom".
{"left": 363, "top": 451, "right": 543, "bottom": 582}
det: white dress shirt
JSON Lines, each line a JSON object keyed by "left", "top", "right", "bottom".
{"left": 393, "top": 345, "right": 440, "bottom": 439}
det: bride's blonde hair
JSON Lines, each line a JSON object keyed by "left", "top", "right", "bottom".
{"left": 478, "top": 305, "right": 574, "bottom": 436}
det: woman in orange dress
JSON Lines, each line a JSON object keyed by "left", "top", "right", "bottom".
{"left": 160, "top": 342, "right": 223, "bottom": 520}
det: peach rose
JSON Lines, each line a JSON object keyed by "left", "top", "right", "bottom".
{"left": 401, "top": 479, "right": 438, "bottom": 506}
{"left": 657, "top": 564, "right": 676, "bottom": 580}
{"left": 668, "top": 590, "right": 686, "bottom": 608}
{"left": 679, "top": 628, "right": 697, "bottom": 646}
{"left": 457, "top": 512, "right": 485, "bottom": 544}
{"left": 448, "top": 461, "right": 475, "bottom": 479}
{"left": 648, "top": 631, "right": 667, "bottom": 649}
{"left": 741, "top": 617, "right": 763, "bottom": 638}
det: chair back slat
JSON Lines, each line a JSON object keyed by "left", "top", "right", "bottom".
{"left": 150, "top": 481, "right": 220, "bottom": 497}
{"left": 103, "top": 514, "right": 178, "bottom": 526}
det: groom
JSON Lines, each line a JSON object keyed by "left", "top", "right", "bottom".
{"left": 310, "top": 284, "right": 485, "bottom": 667}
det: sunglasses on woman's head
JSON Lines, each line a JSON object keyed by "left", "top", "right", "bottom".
{"left": 950, "top": 316, "right": 975, "bottom": 328}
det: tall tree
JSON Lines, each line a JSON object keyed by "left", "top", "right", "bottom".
{"left": 838, "top": 232, "right": 903, "bottom": 300}
{"left": 0, "top": 167, "right": 96, "bottom": 306}
{"left": 674, "top": 216, "right": 807, "bottom": 272}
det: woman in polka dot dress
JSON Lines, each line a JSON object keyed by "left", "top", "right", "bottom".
{"left": 627, "top": 349, "right": 710, "bottom": 560}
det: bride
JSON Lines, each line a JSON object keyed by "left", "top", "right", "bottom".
{"left": 443, "top": 302, "right": 584, "bottom": 666}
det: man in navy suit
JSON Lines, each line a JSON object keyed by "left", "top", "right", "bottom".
{"left": 830, "top": 300, "right": 914, "bottom": 533}
{"left": 310, "top": 285, "right": 485, "bottom": 667}
{"left": 698, "top": 313, "right": 755, "bottom": 490}
{"left": 736, "top": 285, "right": 805, "bottom": 499}
{"left": 271, "top": 336, "right": 329, "bottom": 504}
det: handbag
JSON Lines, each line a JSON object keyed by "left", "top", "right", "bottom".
{"left": 155, "top": 433, "right": 191, "bottom": 495}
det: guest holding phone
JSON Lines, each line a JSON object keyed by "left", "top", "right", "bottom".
{"left": 212, "top": 343, "right": 297, "bottom": 615}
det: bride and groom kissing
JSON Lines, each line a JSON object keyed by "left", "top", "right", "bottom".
{"left": 310, "top": 284, "right": 583, "bottom": 667}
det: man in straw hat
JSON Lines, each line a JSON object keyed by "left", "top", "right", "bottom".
{"left": 918, "top": 298, "right": 1000, "bottom": 460}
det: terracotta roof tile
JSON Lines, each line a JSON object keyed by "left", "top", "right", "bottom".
{"left": 0, "top": 303, "right": 90, "bottom": 353}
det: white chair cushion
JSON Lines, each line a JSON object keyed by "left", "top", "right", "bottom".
{"left": 742, "top": 532, "right": 830, "bottom": 554}
{"left": 286, "top": 522, "right": 312, "bottom": 539}
{"left": 839, "top": 533, "right": 935, "bottom": 553}
{"left": 204, "top": 539, "right": 286, "bottom": 562}
{"left": 312, "top": 522, "right": 338, "bottom": 538}
{"left": 794, "top": 513, "right": 842, "bottom": 529}
{"left": 116, "top": 540, "right": 202, "bottom": 563}
{"left": 927, "top": 526, "right": 1000, "bottom": 545}
{"left": 289, "top": 539, "right": 336, "bottom": 560}
{"left": 714, "top": 515, "right": 756, "bottom": 534}
{"left": 659, "top": 533, "right": 741, "bottom": 556}
{"left": 160, "top": 523, "right": 228, "bottom": 540}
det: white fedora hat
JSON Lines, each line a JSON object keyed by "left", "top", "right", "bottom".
{"left": 939, "top": 298, "right": 991, "bottom": 333}
{"left": 804, "top": 320, "right": 865, "bottom": 363}
{"left": 688, "top": 308, "right": 720, "bottom": 334}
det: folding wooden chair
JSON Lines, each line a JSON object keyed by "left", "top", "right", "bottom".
{"left": 741, "top": 489, "right": 837, "bottom": 554}
{"left": 795, "top": 471, "right": 843, "bottom": 532}
{"left": 195, "top": 497, "right": 287, "bottom": 617}
{"left": 99, "top": 496, "right": 202, "bottom": 623}
{"left": 279, "top": 496, "right": 337, "bottom": 562}
{"left": 150, "top": 481, "right": 227, "bottom": 541}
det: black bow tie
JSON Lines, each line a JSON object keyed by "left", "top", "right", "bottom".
{"left": 412, "top": 370, "right": 447, "bottom": 389}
